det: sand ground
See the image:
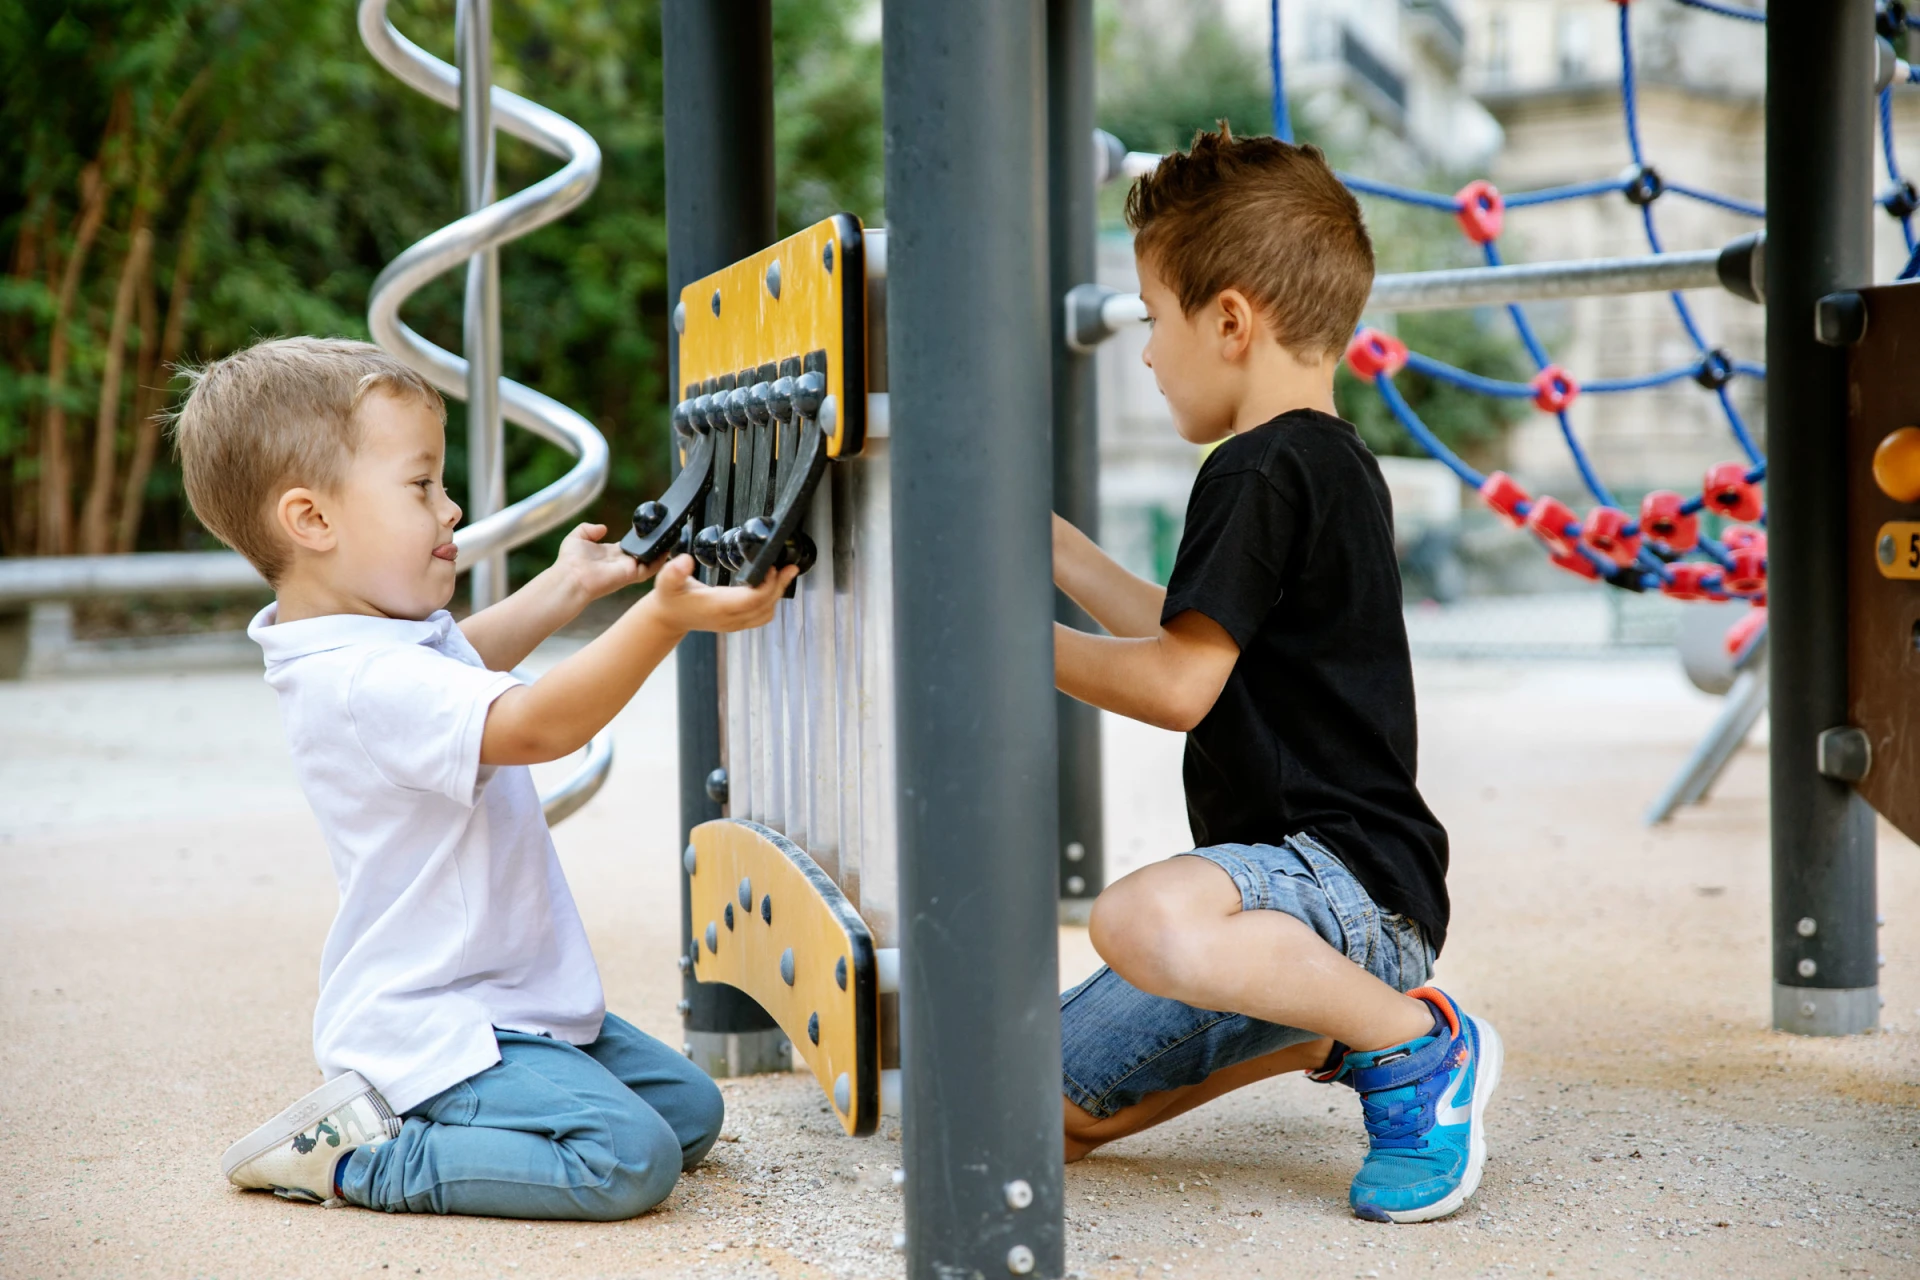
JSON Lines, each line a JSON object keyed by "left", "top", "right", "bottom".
{"left": 2, "top": 649, "right": 1917, "bottom": 1280}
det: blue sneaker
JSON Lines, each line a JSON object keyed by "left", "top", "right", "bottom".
{"left": 1336, "top": 987, "right": 1502, "bottom": 1224}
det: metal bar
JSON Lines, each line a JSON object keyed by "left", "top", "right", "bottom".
{"left": 1068, "top": 246, "right": 1751, "bottom": 350}
{"left": 1767, "top": 1, "right": 1880, "bottom": 1037}
{"left": 1048, "top": 0, "right": 1105, "bottom": 923}
{"left": 0, "top": 551, "right": 264, "bottom": 605}
{"left": 458, "top": 0, "right": 509, "bottom": 608}
{"left": 1643, "top": 660, "right": 1769, "bottom": 826}
{"left": 1368, "top": 247, "right": 1723, "bottom": 312}
{"left": 662, "top": 0, "right": 784, "bottom": 1073}
{"left": 883, "top": 2, "right": 1064, "bottom": 1274}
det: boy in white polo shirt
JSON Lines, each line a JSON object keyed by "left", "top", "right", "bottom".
{"left": 174, "top": 336, "right": 796, "bottom": 1219}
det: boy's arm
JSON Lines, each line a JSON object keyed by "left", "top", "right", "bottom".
{"left": 460, "top": 523, "right": 651, "bottom": 672}
{"left": 1052, "top": 513, "right": 1168, "bottom": 639}
{"left": 1054, "top": 609, "right": 1240, "bottom": 733}
{"left": 481, "top": 554, "right": 798, "bottom": 765}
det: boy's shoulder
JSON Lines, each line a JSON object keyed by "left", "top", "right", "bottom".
{"left": 1198, "top": 409, "right": 1377, "bottom": 491}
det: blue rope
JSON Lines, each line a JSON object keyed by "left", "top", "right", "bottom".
{"left": 1269, "top": 0, "right": 1293, "bottom": 143}
{"left": 1717, "top": 384, "right": 1765, "bottom": 466}
{"left": 1619, "top": 4, "right": 1644, "bottom": 167}
{"left": 1338, "top": 172, "right": 1460, "bottom": 211}
{"left": 1735, "top": 360, "right": 1767, "bottom": 380}
{"left": 1556, "top": 409, "right": 1621, "bottom": 508}
{"left": 1881, "top": 87, "right": 1916, "bottom": 253}
{"left": 1584, "top": 364, "right": 1701, "bottom": 394}
{"left": 1504, "top": 177, "right": 1628, "bottom": 208}
{"left": 1374, "top": 374, "right": 1487, "bottom": 490}
{"left": 1402, "top": 350, "right": 1536, "bottom": 399}
{"left": 1664, "top": 182, "right": 1766, "bottom": 219}
{"left": 1901, "top": 239, "right": 1920, "bottom": 281}
{"left": 1672, "top": 0, "right": 1766, "bottom": 22}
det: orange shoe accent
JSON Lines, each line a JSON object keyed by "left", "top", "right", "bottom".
{"left": 1406, "top": 987, "right": 1460, "bottom": 1039}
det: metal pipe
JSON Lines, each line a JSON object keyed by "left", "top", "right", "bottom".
{"left": 358, "top": 0, "right": 608, "bottom": 571}
{"left": 457, "top": 0, "right": 508, "bottom": 608}
{"left": 1767, "top": 0, "right": 1880, "bottom": 1037}
{"left": 884, "top": 2, "right": 1064, "bottom": 1273}
{"left": 1049, "top": 0, "right": 1106, "bottom": 922}
{"left": 0, "top": 551, "right": 264, "bottom": 606}
{"left": 662, "top": 0, "right": 784, "bottom": 1076}
{"left": 540, "top": 730, "right": 614, "bottom": 825}
{"left": 1369, "top": 247, "right": 1726, "bottom": 312}
{"left": 1067, "top": 241, "right": 1763, "bottom": 351}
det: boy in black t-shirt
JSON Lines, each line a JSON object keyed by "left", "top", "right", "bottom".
{"left": 1053, "top": 128, "right": 1501, "bottom": 1224}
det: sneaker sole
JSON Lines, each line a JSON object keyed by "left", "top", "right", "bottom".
{"left": 1375, "top": 1014, "right": 1504, "bottom": 1225}
{"left": 220, "top": 1071, "right": 379, "bottom": 1180}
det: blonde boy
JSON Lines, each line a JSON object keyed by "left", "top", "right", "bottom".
{"left": 176, "top": 336, "right": 794, "bottom": 1218}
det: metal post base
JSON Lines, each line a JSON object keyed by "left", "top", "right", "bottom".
{"left": 1772, "top": 983, "right": 1879, "bottom": 1036}
{"left": 684, "top": 1028, "right": 791, "bottom": 1078}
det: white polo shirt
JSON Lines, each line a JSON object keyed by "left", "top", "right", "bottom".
{"left": 249, "top": 604, "right": 605, "bottom": 1114}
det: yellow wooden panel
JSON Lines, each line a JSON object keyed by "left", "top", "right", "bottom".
{"left": 687, "top": 819, "right": 879, "bottom": 1136}
{"left": 678, "top": 214, "right": 867, "bottom": 458}
{"left": 1874, "top": 522, "right": 1920, "bottom": 580}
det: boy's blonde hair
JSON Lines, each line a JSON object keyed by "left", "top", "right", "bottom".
{"left": 171, "top": 336, "right": 444, "bottom": 584}
{"left": 1125, "top": 124, "right": 1374, "bottom": 360}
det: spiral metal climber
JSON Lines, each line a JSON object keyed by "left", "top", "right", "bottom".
{"left": 357, "top": 0, "right": 613, "bottom": 824}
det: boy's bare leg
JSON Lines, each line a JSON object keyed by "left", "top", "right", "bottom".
{"left": 1089, "top": 857, "right": 1433, "bottom": 1053}
{"left": 1063, "top": 1036, "right": 1333, "bottom": 1162}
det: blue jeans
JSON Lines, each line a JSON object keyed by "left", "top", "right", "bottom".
{"left": 1061, "top": 833, "right": 1435, "bottom": 1119}
{"left": 337, "top": 1012, "right": 723, "bottom": 1220}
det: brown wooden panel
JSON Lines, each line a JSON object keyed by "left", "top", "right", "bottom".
{"left": 1846, "top": 280, "right": 1920, "bottom": 843}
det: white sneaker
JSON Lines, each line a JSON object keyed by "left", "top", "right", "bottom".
{"left": 221, "top": 1072, "right": 402, "bottom": 1203}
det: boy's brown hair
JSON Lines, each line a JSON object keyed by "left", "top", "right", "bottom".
{"left": 1125, "top": 125, "right": 1373, "bottom": 360}
{"left": 170, "top": 336, "right": 443, "bottom": 584}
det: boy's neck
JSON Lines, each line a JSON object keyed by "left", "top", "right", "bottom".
{"left": 272, "top": 573, "right": 401, "bottom": 625}
{"left": 1227, "top": 346, "right": 1339, "bottom": 436}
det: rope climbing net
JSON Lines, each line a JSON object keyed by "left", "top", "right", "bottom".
{"left": 1268, "top": 0, "right": 1919, "bottom": 625}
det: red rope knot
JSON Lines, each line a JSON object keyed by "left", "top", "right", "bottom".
{"left": 1638, "top": 490, "right": 1699, "bottom": 552}
{"left": 1703, "top": 462, "right": 1764, "bottom": 522}
{"left": 1477, "top": 471, "right": 1531, "bottom": 527}
{"left": 1524, "top": 495, "right": 1578, "bottom": 556}
{"left": 1580, "top": 506, "right": 1641, "bottom": 567}
{"left": 1529, "top": 365, "right": 1580, "bottom": 413}
{"left": 1344, "top": 328, "right": 1409, "bottom": 382}
{"left": 1453, "top": 180, "right": 1505, "bottom": 244}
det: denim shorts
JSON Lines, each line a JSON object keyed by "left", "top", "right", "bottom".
{"left": 1060, "top": 832, "right": 1436, "bottom": 1119}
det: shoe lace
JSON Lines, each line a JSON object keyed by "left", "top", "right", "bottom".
{"left": 1358, "top": 1071, "right": 1450, "bottom": 1150}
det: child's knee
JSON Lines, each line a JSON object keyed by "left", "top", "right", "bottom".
{"left": 1089, "top": 880, "right": 1193, "bottom": 992}
{"left": 583, "top": 1120, "right": 685, "bottom": 1220}
{"left": 675, "top": 1072, "right": 726, "bottom": 1170}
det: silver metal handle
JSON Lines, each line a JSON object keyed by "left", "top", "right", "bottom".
{"left": 359, "top": 0, "right": 612, "bottom": 824}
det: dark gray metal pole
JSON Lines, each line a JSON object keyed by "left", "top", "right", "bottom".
{"left": 883, "top": 2, "right": 1065, "bottom": 1275}
{"left": 1048, "top": 0, "right": 1105, "bottom": 923}
{"left": 1766, "top": 0, "right": 1879, "bottom": 1036}
{"left": 662, "top": 0, "right": 785, "bottom": 1074}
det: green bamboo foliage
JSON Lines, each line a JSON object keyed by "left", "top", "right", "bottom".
{"left": 0, "top": 0, "right": 882, "bottom": 568}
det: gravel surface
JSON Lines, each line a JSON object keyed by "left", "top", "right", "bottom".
{"left": 1, "top": 653, "right": 1915, "bottom": 1279}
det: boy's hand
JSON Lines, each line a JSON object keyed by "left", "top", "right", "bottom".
{"left": 645, "top": 553, "right": 798, "bottom": 634}
{"left": 554, "top": 522, "right": 654, "bottom": 603}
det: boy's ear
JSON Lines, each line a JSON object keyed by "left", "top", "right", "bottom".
{"left": 1213, "top": 287, "right": 1258, "bottom": 359}
{"left": 276, "top": 486, "right": 337, "bottom": 555}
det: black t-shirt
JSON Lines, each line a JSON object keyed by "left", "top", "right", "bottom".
{"left": 1161, "top": 409, "right": 1451, "bottom": 950}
